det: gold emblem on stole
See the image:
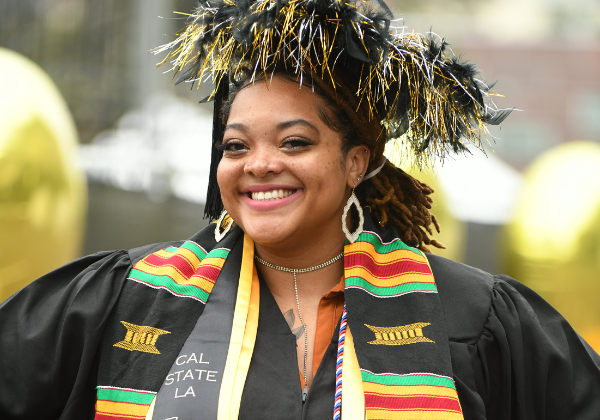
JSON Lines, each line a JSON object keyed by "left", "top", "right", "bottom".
{"left": 113, "top": 321, "right": 171, "bottom": 354}
{"left": 365, "top": 322, "right": 434, "bottom": 345}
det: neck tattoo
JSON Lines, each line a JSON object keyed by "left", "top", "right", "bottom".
{"left": 254, "top": 251, "right": 344, "bottom": 401}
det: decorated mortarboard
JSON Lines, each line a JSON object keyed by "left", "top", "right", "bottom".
{"left": 154, "top": 0, "right": 511, "bottom": 219}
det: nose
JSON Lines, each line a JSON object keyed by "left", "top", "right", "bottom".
{"left": 243, "top": 150, "right": 283, "bottom": 177}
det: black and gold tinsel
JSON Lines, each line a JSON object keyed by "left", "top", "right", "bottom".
{"left": 155, "top": 0, "right": 510, "bottom": 165}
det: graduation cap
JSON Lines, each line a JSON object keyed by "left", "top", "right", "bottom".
{"left": 154, "top": 0, "right": 511, "bottom": 220}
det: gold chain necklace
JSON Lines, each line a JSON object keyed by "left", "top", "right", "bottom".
{"left": 254, "top": 251, "right": 344, "bottom": 401}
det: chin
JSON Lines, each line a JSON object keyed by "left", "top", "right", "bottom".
{"left": 246, "top": 224, "right": 290, "bottom": 245}
{"left": 236, "top": 216, "right": 299, "bottom": 246}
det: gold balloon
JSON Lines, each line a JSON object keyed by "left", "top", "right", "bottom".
{"left": 502, "top": 141, "right": 600, "bottom": 350}
{"left": 385, "top": 141, "right": 467, "bottom": 262}
{"left": 0, "top": 48, "right": 87, "bottom": 302}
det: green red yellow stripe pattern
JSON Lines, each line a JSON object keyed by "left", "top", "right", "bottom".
{"left": 344, "top": 231, "right": 463, "bottom": 419}
{"left": 128, "top": 241, "right": 230, "bottom": 302}
{"left": 344, "top": 231, "right": 437, "bottom": 298}
{"left": 94, "top": 386, "right": 155, "bottom": 420}
{"left": 361, "top": 371, "right": 462, "bottom": 419}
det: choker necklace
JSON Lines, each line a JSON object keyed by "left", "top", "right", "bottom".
{"left": 254, "top": 251, "right": 344, "bottom": 401}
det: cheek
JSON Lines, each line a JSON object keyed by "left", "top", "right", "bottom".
{"left": 309, "top": 155, "right": 347, "bottom": 199}
{"left": 216, "top": 160, "right": 239, "bottom": 205}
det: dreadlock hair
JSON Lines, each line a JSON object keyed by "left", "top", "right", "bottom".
{"left": 220, "top": 71, "right": 444, "bottom": 253}
{"left": 360, "top": 163, "right": 444, "bottom": 252}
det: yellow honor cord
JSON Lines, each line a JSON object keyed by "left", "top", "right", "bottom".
{"left": 218, "top": 234, "right": 260, "bottom": 420}
{"left": 144, "top": 397, "right": 156, "bottom": 420}
{"left": 230, "top": 263, "right": 260, "bottom": 417}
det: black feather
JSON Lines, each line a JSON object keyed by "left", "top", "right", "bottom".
{"left": 161, "top": 0, "right": 512, "bottom": 165}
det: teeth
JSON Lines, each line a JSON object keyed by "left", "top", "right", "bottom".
{"left": 251, "top": 189, "right": 295, "bottom": 201}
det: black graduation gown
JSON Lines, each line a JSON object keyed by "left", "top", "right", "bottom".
{"left": 1, "top": 243, "right": 599, "bottom": 419}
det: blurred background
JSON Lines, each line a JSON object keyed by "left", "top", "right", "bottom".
{"left": 1, "top": 0, "right": 599, "bottom": 348}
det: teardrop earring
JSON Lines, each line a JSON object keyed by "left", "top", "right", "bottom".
{"left": 342, "top": 189, "right": 364, "bottom": 243}
{"left": 215, "top": 210, "right": 234, "bottom": 242}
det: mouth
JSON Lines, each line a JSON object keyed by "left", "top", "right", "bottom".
{"left": 248, "top": 189, "right": 298, "bottom": 201}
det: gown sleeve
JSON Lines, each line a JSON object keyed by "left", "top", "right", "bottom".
{"left": 0, "top": 251, "right": 132, "bottom": 420}
{"left": 467, "top": 275, "right": 600, "bottom": 420}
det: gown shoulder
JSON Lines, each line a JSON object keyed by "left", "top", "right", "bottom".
{"left": 426, "top": 253, "right": 600, "bottom": 419}
{"left": 0, "top": 229, "right": 215, "bottom": 419}
{"left": 0, "top": 250, "right": 134, "bottom": 419}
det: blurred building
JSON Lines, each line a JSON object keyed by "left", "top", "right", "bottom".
{"left": 0, "top": 0, "right": 203, "bottom": 144}
{"left": 464, "top": 44, "right": 600, "bottom": 169}
{"left": 79, "top": 94, "right": 213, "bottom": 254}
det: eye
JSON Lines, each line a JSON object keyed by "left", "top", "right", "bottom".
{"left": 218, "top": 140, "right": 248, "bottom": 154}
{"left": 281, "top": 138, "right": 313, "bottom": 150}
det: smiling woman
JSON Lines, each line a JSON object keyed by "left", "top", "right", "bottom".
{"left": 1, "top": 1, "right": 600, "bottom": 419}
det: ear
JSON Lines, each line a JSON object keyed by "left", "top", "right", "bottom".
{"left": 345, "top": 145, "right": 371, "bottom": 189}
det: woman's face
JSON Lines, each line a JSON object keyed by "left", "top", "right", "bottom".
{"left": 217, "top": 76, "right": 368, "bottom": 249}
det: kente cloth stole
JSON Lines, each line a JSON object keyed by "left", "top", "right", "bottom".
{"left": 341, "top": 230, "right": 464, "bottom": 420}
{"left": 93, "top": 224, "right": 242, "bottom": 420}
{"left": 94, "top": 224, "right": 463, "bottom": 420}
{"left": 94, "top": 228, "right": 258, "bottom": 420}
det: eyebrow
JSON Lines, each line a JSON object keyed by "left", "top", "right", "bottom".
{"left": 276, "top": 119, "right": 320, "bottom": 134}
{"left": 223, "top": 119, "right": 320, "bottom": 134}
{"left": 224, "top": 122, "right": 247, "bottom": 133}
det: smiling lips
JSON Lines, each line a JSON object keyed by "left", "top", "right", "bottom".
{"left": 242, "top": 187, "right": 300, "bottom": 210}
{"left": 250, "top": 189, "right": 296, "bottom": 201}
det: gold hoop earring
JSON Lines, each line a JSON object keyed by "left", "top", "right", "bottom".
{"left": 342, "top": 189, "right": 364, "bottom": 243}
{"left": 215, "top": 210, "right": 234, "bottom": 242}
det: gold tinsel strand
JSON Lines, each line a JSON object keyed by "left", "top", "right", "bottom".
{"left": 154, "top": 0, "right": 508, "bottom": 166}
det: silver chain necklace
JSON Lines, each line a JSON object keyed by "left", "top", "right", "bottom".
{"left": 254, "top": 251, "right": 344, "bottom": 401}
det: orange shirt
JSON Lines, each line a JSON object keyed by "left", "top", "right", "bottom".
{"left": 299, "top": 277, "right": 345, "bottom": 391}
